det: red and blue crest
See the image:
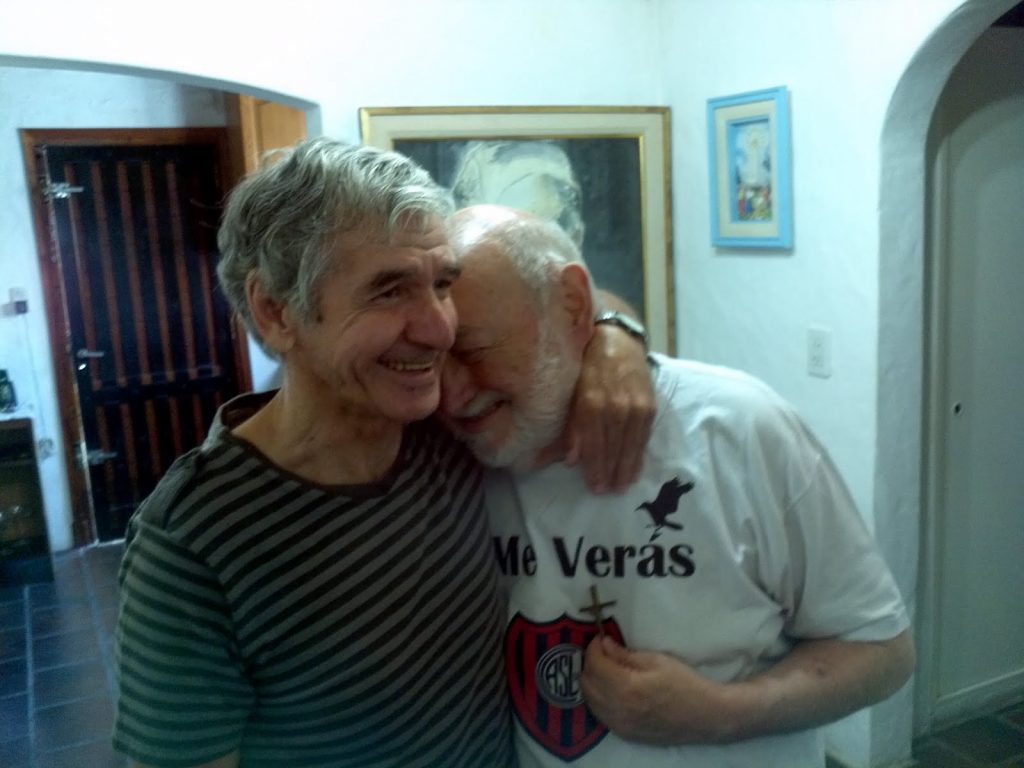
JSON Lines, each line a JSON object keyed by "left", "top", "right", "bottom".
{"left": 505, "top": 612, "right": 625, "bottom": 761}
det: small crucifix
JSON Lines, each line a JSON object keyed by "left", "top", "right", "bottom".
{"left": 579, "top": 585, "right": 617, "bottom": 638}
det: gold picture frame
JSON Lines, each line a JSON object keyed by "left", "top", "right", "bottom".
{"left": 360, "top": 106, "right": 674, "bottom": 353}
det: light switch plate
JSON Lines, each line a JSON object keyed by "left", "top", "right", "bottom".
{"left": 808, "top": 327, "right": 832, "bottom": 378}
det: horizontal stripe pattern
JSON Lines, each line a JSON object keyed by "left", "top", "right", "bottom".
{"left": 114, "top": 399, "right": 513, "bottom": 767}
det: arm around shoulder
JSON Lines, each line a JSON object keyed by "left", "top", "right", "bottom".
{"left": 560, "top": 283, "right": 655, "bottom": 492}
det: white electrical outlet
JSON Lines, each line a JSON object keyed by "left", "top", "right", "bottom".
{"left": 807, "top": 327, "right": 832, "bottom": 378}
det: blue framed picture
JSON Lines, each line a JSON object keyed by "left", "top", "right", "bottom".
{"left": 707, "top": 86, "right": 793, "bottom": 248}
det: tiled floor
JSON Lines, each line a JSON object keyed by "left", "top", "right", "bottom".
{"left": 1, "top": 543, "right": 126, "bottom": 767}
{"left": 909, "top": 704, "right": 1024, "bottom": 768}
{"left": 1, "top": 543, "right": 1022, "bottom": 768}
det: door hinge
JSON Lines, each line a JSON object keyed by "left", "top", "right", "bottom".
{"left": 41, "top": 180, "right": 85, "bottom": 201}
{"left": 86, "top": 448, "right": 119, "bottom": 466}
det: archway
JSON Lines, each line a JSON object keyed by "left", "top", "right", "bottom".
{"left": 0, "top": 56, "right": 316, "bottom": 549}
{"left": 875, "top": 0, "right": 1019, "bottom": 747}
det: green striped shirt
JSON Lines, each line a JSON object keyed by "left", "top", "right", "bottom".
{"left": 114, "top": 393, "right": 514, "bottom": 767}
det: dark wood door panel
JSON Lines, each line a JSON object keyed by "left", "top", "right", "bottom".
{"left": 43, "top": 140, "right": 241, "bottom": 541}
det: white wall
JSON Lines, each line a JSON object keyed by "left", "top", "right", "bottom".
{"left": 0, "top": 66, "right": 227, "bottom": 550}
{"left": 662, "top": 0, "right": 964, "bottom": 523}
{"left": 0, "top": 0, "right": 665, "bottom": 139}
{"left": 657, "top": 3, "right": 970, "bottom": 763}
{"left": 0, "top": 0, "right": 664, "bottom": 555}
{"left": 0, "top": 0, "right": 997, "bottom": 764}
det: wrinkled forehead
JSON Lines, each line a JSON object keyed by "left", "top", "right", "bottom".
{"left": 309, "top": 220, "right": 452, "bottom": 309}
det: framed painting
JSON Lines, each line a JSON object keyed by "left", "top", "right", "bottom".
{"left": 707, "top": 87, "right": 793, "bottom": 249}
{"left": 359, "top": 106, "right": 674, "bottom": 353}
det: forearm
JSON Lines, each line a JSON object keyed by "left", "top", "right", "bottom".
{"left": 581, "top": 630, "right": 913, "bottom": 746}
{"left": 565, "top": 287, "right": 655, "bottom": 491}
{"left": 720, "top": 630, "right": 916, "bottom": 741}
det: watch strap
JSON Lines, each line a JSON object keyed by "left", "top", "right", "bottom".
{"left": 594, "top": 310, "right": 649, "bottom": 349}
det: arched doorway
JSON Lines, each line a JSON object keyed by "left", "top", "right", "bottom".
{"left": 0, "top": 58, "right": 313, "bottom": 548}
{"left": 876, "top": 0, "right": 1021, "bottom": 740}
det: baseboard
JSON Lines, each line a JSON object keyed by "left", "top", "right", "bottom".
{"left": 932, "top": 668, "right": 1024, "bottom": 728}
{"left": 826, "top": 751, "right": 915, "bottom": 768}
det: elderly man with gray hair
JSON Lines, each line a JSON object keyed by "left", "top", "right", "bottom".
{"left": 113, "top": 140, "right": 652, "bottom": 768}
{"left": 438, "top": 205, "right": 915, "bottom": 768}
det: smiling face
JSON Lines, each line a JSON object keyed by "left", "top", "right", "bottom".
{"left": 278, "top": 215, "right": 459, "bottom": 426}
{"left": 438, "top": 242, "right": 581, "bottom": 468}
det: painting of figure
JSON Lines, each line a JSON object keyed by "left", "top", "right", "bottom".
{"left": 730, "top": 117, "right": 773, "bottom": 222}
{"left": 393, "top": 137, "right": 645, "bottom": 315}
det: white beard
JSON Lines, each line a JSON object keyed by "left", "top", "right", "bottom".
{"left": 459, "top": 329, "right": 576, "bottom": 470}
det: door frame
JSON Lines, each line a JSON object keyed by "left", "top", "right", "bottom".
{"left": 19, "top": 127, "right": 252, "bottom": 546}
{"left": 916, "top": 133, "right": 949, "bottom": 735}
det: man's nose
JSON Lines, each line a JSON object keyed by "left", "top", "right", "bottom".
{"left": 408, "top": 292, "right": 457, "bottom": 351}
{"left": 440, "top": 355, "right": 474, "bottom": 416}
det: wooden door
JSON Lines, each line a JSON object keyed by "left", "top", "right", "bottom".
{"left": 23, "top": 129, "right": 251, "bottom": 542}
{"left": 227, "top": 94, "right": 308, "bottom": 177}
{"left": 223, "top": 95, "right": 308, "bottom": 389}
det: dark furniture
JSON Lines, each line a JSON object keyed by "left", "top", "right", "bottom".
{"left": 0, "top": 418, "right": 54, "bottom": 585}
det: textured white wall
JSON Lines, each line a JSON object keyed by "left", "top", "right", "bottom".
{"left": 0, "top": 67, "right": 227, "bottom": 551}
{"left": 661, "top": 0, "right": 965, "bottom": 523}
{"left": 656, "top": 3, "right": 967, "bottom": 760}
{"left": 0, "top": 0, "right": 665, "bottom": 139}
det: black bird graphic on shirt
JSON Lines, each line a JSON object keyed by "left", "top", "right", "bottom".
{"left": 637, "top": 477, "right": 695, "bottom": 541}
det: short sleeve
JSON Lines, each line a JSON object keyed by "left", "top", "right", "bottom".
{"left": 781, "top": 452, "right": 910, "bottom": 643}
{"left": 113, "top": 517, "right": 254, "bottom": 767}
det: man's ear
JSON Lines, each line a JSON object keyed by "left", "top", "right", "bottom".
{"left": 558, "top": 263, "right": 595, "bottom": 349}
{"left": 246, "top": 273, "right": 298, "bottom": 355}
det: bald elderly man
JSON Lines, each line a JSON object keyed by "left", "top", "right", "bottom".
{"left": 438, "top": 205, "right": 915, "bottom": 768}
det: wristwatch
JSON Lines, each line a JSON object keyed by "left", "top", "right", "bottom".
{"left": 594, "top": 310, "right": 649, "bottom": 349}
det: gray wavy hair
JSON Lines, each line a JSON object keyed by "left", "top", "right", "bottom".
{"left": 217, "top": 137, "right": 454, "bottom": 353}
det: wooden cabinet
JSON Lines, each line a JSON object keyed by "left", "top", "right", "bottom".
{"left": 0, "top": 419, "right": 53, "bottom": 585}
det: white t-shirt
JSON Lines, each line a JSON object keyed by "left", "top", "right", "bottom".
{"left": 486, "top": 355, "right": 909, "bottom": 768}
